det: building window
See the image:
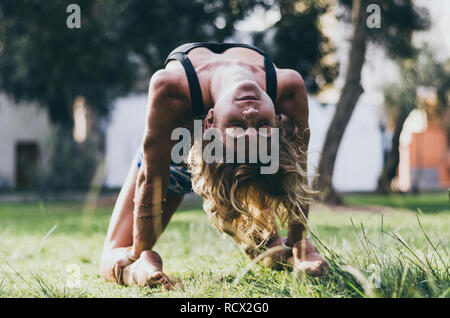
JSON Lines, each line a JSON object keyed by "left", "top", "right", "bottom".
{"left": 15, "top": 142, "right": 39, "bottom": 189}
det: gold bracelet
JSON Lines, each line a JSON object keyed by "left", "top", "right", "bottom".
{"left": 136, "top": 210, "right": 164, "bottom": 219}
{"left": 133, "top": 197, "right": 166, "bottom": 208}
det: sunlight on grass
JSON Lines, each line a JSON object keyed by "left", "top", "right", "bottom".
{"left": 343, "top": 192, "right": 449, "bottom": 214}
{"left": 0, "top": 198, "right": 448, "bottom": 298}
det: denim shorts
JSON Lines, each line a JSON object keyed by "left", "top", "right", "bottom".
{"left": 136, "top": 150, "right": 193, "bottom": 195}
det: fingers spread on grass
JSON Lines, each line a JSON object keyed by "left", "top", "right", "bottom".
{"left": 112, "top": 263, "right": 121, "bottom": 284}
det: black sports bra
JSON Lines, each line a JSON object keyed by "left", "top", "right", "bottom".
{"left": 164, "top": 42, "right": 277, "bottom": 118}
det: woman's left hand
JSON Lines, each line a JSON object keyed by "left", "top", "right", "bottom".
{"left": 261, "top": 237, "right": 291, "bottom": 269}
{"left": 288, "top": 239, "right": 329, "bottom": 276}
{"left": 108, "top": 247, "right": 136, "bottom": 284}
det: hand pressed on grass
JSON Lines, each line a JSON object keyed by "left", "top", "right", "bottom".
{"left": 288, "top": 239, "right": 329, "bottom": 277}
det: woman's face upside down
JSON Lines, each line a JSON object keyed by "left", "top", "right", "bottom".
{"left": 205, "top": 80, "right": 277, "bottom": 159}
{"left": 209, "top": 80, "right": 276, "bottom": 134}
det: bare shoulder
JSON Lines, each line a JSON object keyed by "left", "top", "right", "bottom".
{"left": 147, "top": 69, "right": 192, "bottom": 122}
{"left": 276, "top": 68, "right": 307, "bottom": 100}
{"left": 149, "top": 69, "right": 189, "bottom": 100}
{"left": 275, "top": 68, "right": 308, "bottom": 117}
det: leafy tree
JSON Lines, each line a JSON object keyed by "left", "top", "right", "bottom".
{"left": 0, "top": 0, "right": 264, "bottom": 190}
{"left": 253, "top": 0, "right": 339, "bottom": 93}
{"left": 118, "top": 0, "right": 267, "bottom": 75}
{"left": 314, "top": 0, "right": 430, "bottom": 203}
{"left": 0, "top": 0, "right": 136, "bottom": 127}
{"left": 38, "top": 126, "right": 99, "bottom": 191}
{"left": 377, "top": 65, "right": 417, "bottom": 194}
{"left": 377, "top": 46, "right": 450, "bottom": 194}
{"left": 0, "top": 0, "right": 263, "bottom": 127}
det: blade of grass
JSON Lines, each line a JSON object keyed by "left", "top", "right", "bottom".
{"left": 416, "top": 214, "right": 448, "bottom": 274}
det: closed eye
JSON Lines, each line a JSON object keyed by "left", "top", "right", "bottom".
{"left": 229, "top": 121, "right": 247, "bottom": 129}
{"left": 257, "top": 121, "right": 270, "bottom": 128}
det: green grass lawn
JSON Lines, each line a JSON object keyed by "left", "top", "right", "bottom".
{"left": 344, "top": 192, "right": 449, "bottom": 214}
{"left": 0, "top": 192, "right": 448, "bottom": 298}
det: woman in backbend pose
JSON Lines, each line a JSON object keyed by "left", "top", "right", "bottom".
{"left": 100, "top": 42, "right": 328, "bottom": 289}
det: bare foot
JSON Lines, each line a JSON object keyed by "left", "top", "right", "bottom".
{"left": 123, "top": 250, "right": 173, "bottom": 289}
{"left": 260, "top": 237, "right": 291, "bottom": 270}
{"left": 288, "top": 239, "right": 329, "bottom": 277}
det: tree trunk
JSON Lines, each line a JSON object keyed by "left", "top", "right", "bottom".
{"left": 376, "top": 110, "right": 411, "bottom": 194}
{"left": 315, "top": 0, "right": 369, "bottom": 204}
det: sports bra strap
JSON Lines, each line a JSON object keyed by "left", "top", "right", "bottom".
{"left": 165, "top": 43, "right": 277, "bottom": 117}
{"left": 169, "top": 52, "right": 206, "bottom": 118}
{"left": 264, "top": 54, "right": 277, "bottom": 108}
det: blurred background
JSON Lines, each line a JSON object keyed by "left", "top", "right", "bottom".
{"left": 0, "top": 0, "right": 449, "bottom": 299}
{"left": 0, "top": 0, "right": 448, "bottom": 206}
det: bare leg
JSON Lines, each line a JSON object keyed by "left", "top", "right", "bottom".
{"left": 100, "top": 159, "right": 184, "bottom": 287}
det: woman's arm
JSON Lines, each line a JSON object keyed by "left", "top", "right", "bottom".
{"left": 271, "top": 70, "right": 328, "bottom": 276}
{"left": 129, "top": 70, "right": 191, "bottom": 259}
{"left": 276, "top": 69, "right": 310, "bottom": 246}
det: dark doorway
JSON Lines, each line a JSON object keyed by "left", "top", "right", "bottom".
{"left": 15, "top": 142, "right": 40, "bottom": 189}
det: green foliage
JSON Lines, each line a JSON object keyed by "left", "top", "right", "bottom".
{"left": 383, "top": 69, "right": 417, "bottom": 122}
{"left": 338, "top": 0, "right": 430, "bottom": 59}
{"left": 0, "top": 0, "right": 266, "bottom": 127}
{"left": 38, "top": 125, "right": 99, "bottom": 191}
{"left": 413, "top": 47, "right": 450, "bottom": 117}
{"left": 384, "top": 46, "right": 450, "bottom": 123}
{"left": 314, "top": 0, "right": 431, "bottom": 200}
{"left": 0, "top": 0, "right": 433, "bottom": 127}
{"left": 0, "top": 0, "right": 137, "bottom": 126}
{"left": 376, "top": 46, "right": 449, "bottom": 194}
{"left": 0, "top": 0, "right": 346, "bottom": 126}
{"left": 254, "top": 0, "right": 339, "bottom": 93}
{"left": 344, "top": 192, "right": 449, "bottom": 214}
{"left": 117, "top": 0, "right": 267, "bottom": 73}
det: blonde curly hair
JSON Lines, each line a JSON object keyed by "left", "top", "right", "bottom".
{"left": 188, "top": 114, "right": 317, "bottom": 258}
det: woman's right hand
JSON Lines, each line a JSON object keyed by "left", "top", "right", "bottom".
{"left": 108, "top": 247, "right": 137, "bottom": 284}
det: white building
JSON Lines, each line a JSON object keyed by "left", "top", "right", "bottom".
{"left": 0, "top": 92, "right": 383, "bottom": 192}
{"left": 2, "top": 0, "right": 446, "bottom": 193}
{"left": 104, "top": 93, "right": 383, "bottom": 192}
{"left": 0, "top": 93, "right": 51, "bottom": 188}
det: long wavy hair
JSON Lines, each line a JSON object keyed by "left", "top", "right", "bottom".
{"left": 188, "top": 114, "right": 317, "bottom": 258}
